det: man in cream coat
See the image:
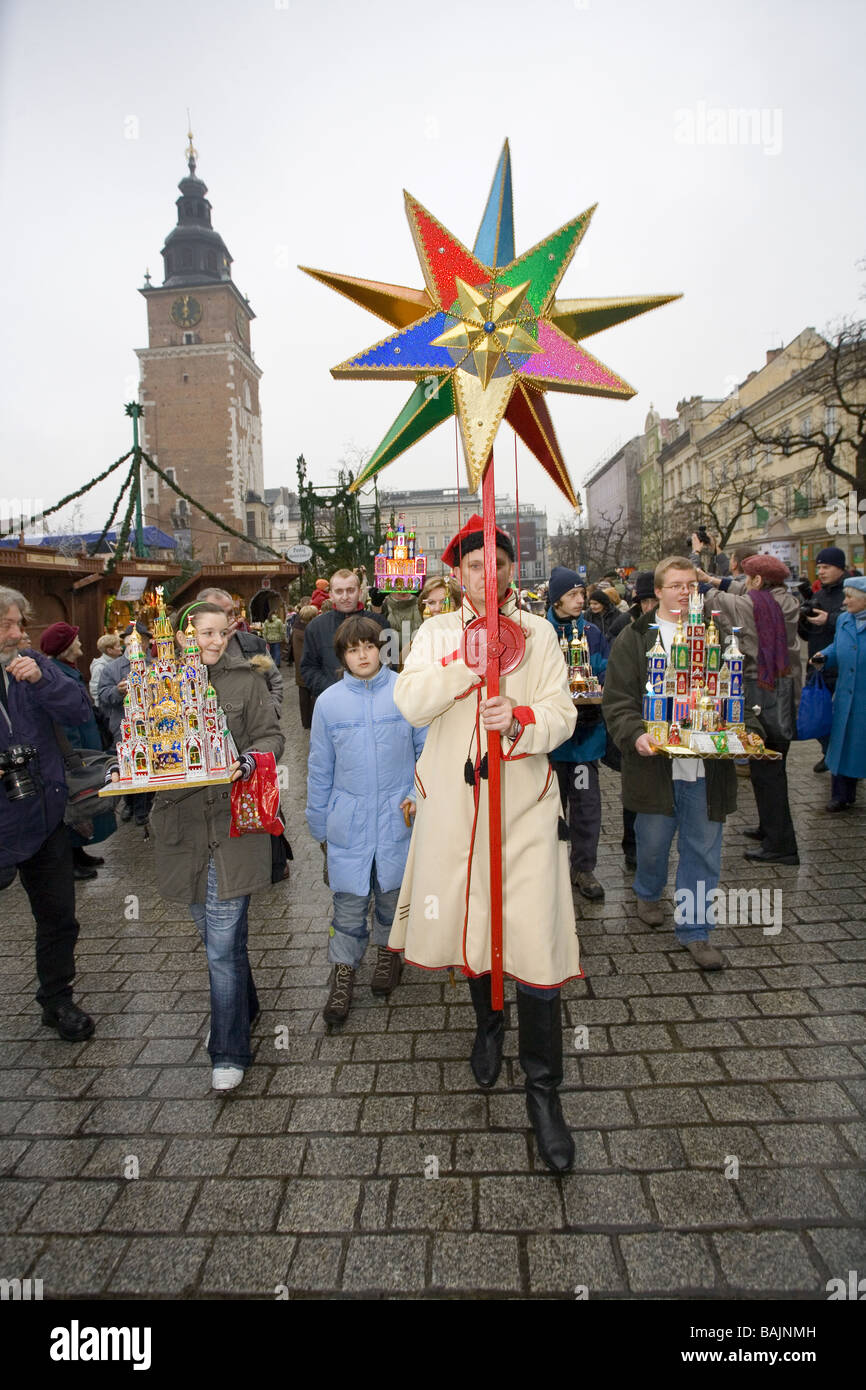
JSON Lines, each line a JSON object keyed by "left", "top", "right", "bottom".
{"left": 390, "top": 514, "right": 580, "bottom": 1172}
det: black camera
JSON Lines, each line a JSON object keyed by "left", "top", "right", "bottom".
{"left": 0, "top": 744, "right": 39, "bottom": 801}
{"left": 695, "top": 526, "right": 711, "bottom": 546}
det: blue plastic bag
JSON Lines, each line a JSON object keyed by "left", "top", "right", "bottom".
{"left": 796, "top": 671, "right": 833, "bottom": 742}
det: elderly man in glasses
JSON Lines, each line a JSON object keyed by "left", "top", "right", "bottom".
{"left": 602, "top": 555, "right": 747, "bottom": 972}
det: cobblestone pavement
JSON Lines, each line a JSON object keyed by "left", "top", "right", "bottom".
{"left": 1, "top": 691, "right": 864, "bottom": 1301}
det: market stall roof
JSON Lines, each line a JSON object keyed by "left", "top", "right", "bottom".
{"left": 0, "top": 528, "right": 177, "bottom": 550}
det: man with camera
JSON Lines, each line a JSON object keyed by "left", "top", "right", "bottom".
{"left": 0, "top": 587, "right": 95, "bottom": 1041}
{"left": 797, "top": 546, "right": 848, "bottom": 772}
{"left": 690, "top": 529, "right": 730, "bottom": 580}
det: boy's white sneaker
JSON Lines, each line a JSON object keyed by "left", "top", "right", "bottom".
{"left": 212, "top": 1065, "right": 244, "bottom": 1091}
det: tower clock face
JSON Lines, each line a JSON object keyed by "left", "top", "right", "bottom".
{"left": 171, "top": 295, "right": 202, "bottom": 328}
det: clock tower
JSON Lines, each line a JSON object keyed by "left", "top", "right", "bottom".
{"left": 136, "top": 133, "right": 264, "bottom": 562}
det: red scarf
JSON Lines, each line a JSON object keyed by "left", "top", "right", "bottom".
{"left": 750, "top": 588, "right": 790, "bottom": 689}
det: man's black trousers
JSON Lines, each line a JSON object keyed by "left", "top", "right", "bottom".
{"left": 16, "top": 821, "right": 80, "bottom": 1007}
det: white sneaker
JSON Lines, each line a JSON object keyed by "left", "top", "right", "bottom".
{"left": 211, "top": 1065, "right": 244, "bottom": 1091}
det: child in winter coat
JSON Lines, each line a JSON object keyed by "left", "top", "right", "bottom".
{"left": 306, "top": 614, "right": 426, "bottom": 1024}
{"left": 109, "top": 602, "right": 285, "bottom": 1091}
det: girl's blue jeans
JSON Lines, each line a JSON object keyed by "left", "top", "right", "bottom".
{"left": 189, "top": 859, "right": 258, "bottom": 1069}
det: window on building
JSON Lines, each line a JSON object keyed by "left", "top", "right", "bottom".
{"left": 246, "top": 511, "right": 257, "bottom": 538}
{"left": 800, "top": 414, "right": 812, "bottom": 438}
{"left": 764, "top": 444, "right": 772, "bottom": 468}
{"left": 825, "top": 403, "right": 837, "bottom": 436}
{"left": 218, "top": 543, "right": 230, "bottom": 562}
{"left": 206, "top": 251, "right": 217, "bottom": 274}
{"left": 182, "top": 248, "right": 193, "bottom": 268}
{"left": 428, "top": 535, "right": 436, "bottom": 550}
{"left": 243, "top": 382, "right": 252, "bottom": 410}
{"left": 183, "top": 332, "right": 195, "bottom": 345}
{"left": 165, "top": 468, "right": 176, "bottom": 484}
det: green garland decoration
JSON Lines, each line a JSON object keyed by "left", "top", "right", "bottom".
{"left": 107, "top": 462, "right": 140, "bottom": 574}
{"left": 90, "top": 459, "right": 138, "bottom": 559}
{"left": 1, "top": 450, "right": 133, "bottom": 539}
{"left": 140, "top": 449, "right": 285, "bottom": 559}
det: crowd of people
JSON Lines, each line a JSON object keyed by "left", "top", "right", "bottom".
{"left": 0, "top": 526, "right": 863, "bottom": 1172}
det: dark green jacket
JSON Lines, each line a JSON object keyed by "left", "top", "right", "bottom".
{"left": 601, "top": 610, "right": 740, "bottom": 821}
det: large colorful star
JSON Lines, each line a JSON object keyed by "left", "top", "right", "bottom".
{"left": 301, "top": 141, "right": 680, "bottom": 505}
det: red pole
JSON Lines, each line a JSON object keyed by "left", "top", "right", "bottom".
{"left": 482, "top": 459, "right": 505, "bottom": 1010}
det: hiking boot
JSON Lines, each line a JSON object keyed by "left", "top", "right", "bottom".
{"left": 685, "top": 939, "right": 725, "bottom": 971}
{"left": 572, "top": 870, "right": 605, "bottom": 901}
{"left": 742, "top": 827, "right": 764, "bottom": 841}
{"left": 371, "top": 946, "right": 402, "bottom": 998}
{"left": 323, "top": 963, "right": 355, "bottom": 1024}
{"left": 636, "top": 897, "right": 665, "bottom": 927}
{"left": 41, "top": 1000, "right": 95, "bottom": 1042}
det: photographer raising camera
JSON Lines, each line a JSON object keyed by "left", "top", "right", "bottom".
{"left": 0, "top": 587, "right": 95, "bottom": 1041}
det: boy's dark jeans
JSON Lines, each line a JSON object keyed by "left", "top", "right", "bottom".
{"left": 16, "top": 820, "right": 81, "bottom": 1007}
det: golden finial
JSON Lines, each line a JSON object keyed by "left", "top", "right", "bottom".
{"left": 185, "top": 113, "right": 197, "bottom": 173}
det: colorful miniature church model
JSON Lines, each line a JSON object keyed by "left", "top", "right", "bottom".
{"left": 558, "top": 624, "right": 602, "bottom": 701}
{"left": 114, "top": 592, "right": 238, "bottom": 788}
{"left": 373, "top": 520, "right": 427, "bottom": 593}
{"left": 642, "top": 583, "right": 747, "bottom": 751}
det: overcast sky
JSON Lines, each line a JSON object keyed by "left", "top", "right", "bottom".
{"left": 1, "top": 0, "right": 863, "bottom": 541}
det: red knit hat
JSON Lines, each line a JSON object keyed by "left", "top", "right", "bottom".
{"left": 742, "top": 554, "right": 790, "bottom": 586}
{"left": 441, "top": 513, "right": 515, "bottom": 568}
{"left": 40, "top": 622, "right": 79, "bottom": 657}
{"left": 315, "top": 579, "right": 330, "bottom": 591}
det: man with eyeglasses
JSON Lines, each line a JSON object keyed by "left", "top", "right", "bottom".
{"left": 602, "top": 556, "right": 744, "bottom": 971}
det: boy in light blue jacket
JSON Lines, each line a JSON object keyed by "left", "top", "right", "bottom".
{"left": 306, "top": 615, "right": 426, "bottom": 1024}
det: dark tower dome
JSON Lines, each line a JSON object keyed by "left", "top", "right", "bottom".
{"left": 160, "top": 132, "right": 233, "bottom": 287}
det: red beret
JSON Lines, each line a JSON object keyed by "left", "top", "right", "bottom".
{"left": 742, "top": 554, "right": 790, "bottom": 586}
{"left": 40, "top": 622, "right": 79, "bottom": 657}
{"left": 441, "top": 513, "right": 515, "bottom": 568}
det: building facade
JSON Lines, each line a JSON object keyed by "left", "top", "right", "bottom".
{"left": 138, "top": 139, "right": 265, "bottom": 564}
{"left": 368, "top": 487, "right": 550, "bottom": 581}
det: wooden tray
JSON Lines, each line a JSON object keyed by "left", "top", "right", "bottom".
{"left": 98, "top": 773, "right": 235, "bottom": 797}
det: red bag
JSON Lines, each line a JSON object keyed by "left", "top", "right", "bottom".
{"left": 230, "top": 751, "right": 285, "bottom": 837}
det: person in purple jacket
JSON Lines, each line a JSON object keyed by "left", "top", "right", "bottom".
{"left": 0, "top": 587, "right": 95, "bottom": 1040}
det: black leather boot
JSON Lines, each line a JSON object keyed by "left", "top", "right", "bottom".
{"left": 467, "top": 974, "right": 504, "bottom": 1089}
{"left": 517, "top": 989, "right": 575, "bottom": 1174}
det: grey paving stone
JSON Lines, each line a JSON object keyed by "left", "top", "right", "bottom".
{"left": 786, "top": 1045, "right": 861, "bottom": 1077}
{"left": 620, "top": 1233, "right": 717, "bottom": 1293}
{"left": 151, "top": 1099, "right": 224, "bottom": 1133}
{"left": 839, "top": 1122, "right": 866, "bottom": 1159}
{"left": 647, "top": 1052, "right": 725, "bottom": 1084}
{"left": 526, "top": 1233, "right": 623, "bottom": 1294}
{"left": 376, "top": 1060, "right": 441, "bottom": 1093}
{"left": 15, "top": 1100, "right": 92, "bottom": 1134}
{"left": 188, "top": 1177, "right": 283, "bottom": 1232}
{"left": 608, "top": 1127, "right": 687, "bottom": 1171}
{"left": 719, "top": 1048, "right": 798, "bottom": 1080}
{"left": 277, "top": 1179, "right": 361, "bottom": 1233}
{"left": 81, "top": 1100, "right": 160, "bottom": 1133}
{"left": 212, "top": 1098, "right": 293, "bottom": 1134}
{"left": 21, "top": 1181, "right": 118, "bottom": 1233}
{"left": 713, "top": 1231, "right": 822, "bottom": 1292}
{"left": 700, "top": 1085, "right": 785, "bottom": 1122}
{"left": 566, "top": 999, "right": 629, "bottom": 1026}
{"left": 393, "top": 1177, "right": 474, "bottom": 1231}
{"left": 733, "top": 1169, "right": 841, "bottom": 1223}
{"left": 24, "top": 1067, "right": 100, "bottom": 1098}
{"left": 33, "top": 1236, "right": 126, "bottom": 1296}
{"left": 360, "top": 1178, "right": 391, "bottom": 1230}
{"left": 691, "top": 994, "right": 759, "bottom": 1018}
{"left": 769, "top": 1080, "right": 859, "bottom": 1119}
{"left": 804, "top": 1014, "right": 866, "bottom": 1042}
{"left": 378, "top": 1133, "right": 453, "bottom": 1176}
{"left": 285, "top": 1236, "right": 344, "bottom": 1291}
{"left": 820, "top": 1170, "right": 866, "bottom": 1221}
{"left": 353, "top": 1032, "right": 415, "bottom": 1061}
{"left": 414, "top": 1094, "right": 487, "bottom": 1131}
{"left": 563, "top": 1174, "right": 653, "bottom": 1228}
{"left": 608, "top": 1024, "right": 673, "bottom": 1051}
{"left": 85, "top": 1067, "right": 160, "bottom": 1098}
{"left": 631, "top": 1088, "right": 710, "bottom": 1125}
{"left": 452, "top": 1132, "right": 533, "bottom": 1173}
{"left": 13, "top": 1138, "right": 99, "bottom": 1179}
{"left": 286, "top": 1097, "right": 360, "bottom": 1132}
{"left": 806, "top": 1227, "right": 866, "bottom": 1280}
{"left": 81, "top": 1139, "right": 166, "bottom": 1179}
{"left": 266, "top": 1063, "right": 337, "bottom": 1095}
{"left": 112, "top": 1236, "right": 210, "bottom": 1294}
{"left": 303, "top": 1136, "right": 378, "bottom": 1176}
{"left": 756, "top": 1123, "right": 851, "bottom": 1164}
{"left": 341, "top": 1235, "right": 427, "bottom": 1292}
{"left": 0, "top": 1140, "right": 30, "bottom": 1177}
{"left": 157, "top": 1138, "right": 237, "bottom": 1176}
{"left": 198, "top": 1235, "right": 295, "bottom": 1293}
{"left": 101, "top": 1179, "right": 197, "bottom": 1233}
{"left": 649, "top": 1172, "right": 745, "bottom": 1227}
{"left": 631, "top": 997, "right": 697, "bottom": 1022}
{"left": 0, "top": 1236, "right": 45, "bottom": 1274}
{"left": 561, "top": 1090, "right": 634, "bottom": 1129}
{"left": 578, "top": 1055, "right": 652, "bottom": 1087}
{"left": 432, "top": 1233, "right": 522, "bottom": 1291}
{"left": 735, "top": 1018, "right": 814, "bottom": 1046}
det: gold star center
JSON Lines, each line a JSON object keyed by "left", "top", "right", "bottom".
{"left": 431, "top": 277, "right": 539, "bottom": 389}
